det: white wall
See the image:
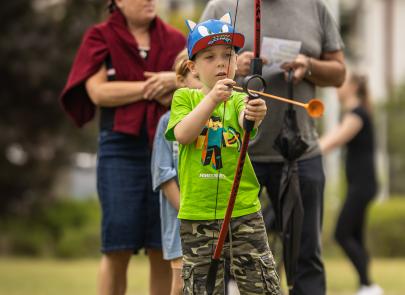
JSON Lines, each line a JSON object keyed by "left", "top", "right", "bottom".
{"left": 393, "top": 0, "right": 405, "bottom": 86}
{"left": 363, "top": 0, "right": 387, "bottom": 100}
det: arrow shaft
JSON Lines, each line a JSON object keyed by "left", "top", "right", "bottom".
{"left": 233, "top": 86, "right": 308, "bottom": 108}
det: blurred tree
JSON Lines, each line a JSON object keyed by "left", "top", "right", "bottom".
{"left": 386, "top": 83, "right": 405, "bottom": 194}
{"left": 0, "top": 0, "right": 104, "bottom": 215}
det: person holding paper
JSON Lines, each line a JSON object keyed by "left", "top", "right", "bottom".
{"left": 201, "top": 1, "right": 346, "bottom": 294}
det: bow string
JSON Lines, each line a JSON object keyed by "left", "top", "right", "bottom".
{"left": 206, "top": 1, "right": 264, "bottom": 294}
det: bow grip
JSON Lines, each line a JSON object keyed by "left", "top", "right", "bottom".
{"left": 242, "top": 74, "right": 266, "bottom": 132}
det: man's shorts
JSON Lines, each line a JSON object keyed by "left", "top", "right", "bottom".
{"left": 180, "top": 211, "right": 280, "bottom": 294}
{"left": 97, "top": 130, "right": 162, "bottom": 253}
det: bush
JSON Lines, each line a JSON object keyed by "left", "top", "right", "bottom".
{"left": 41, "top": 199, "right": 99, "bottom": 240}
{"left": 321, "top": 193, "right": 405, "bottom": 258}
{"left": 386, "top": 83, "right": 405, "bottom": 194}
{"left": 47, "top": 199, "right": 100, "bottom": 258}
{"left": 0, "top": 198, "right": 100, "bottom": 258}
{"left": 1, "top": 221, "right": 52, "bottom": 256}
{"left": 56, "top": 226, "right": 99, "bottom": 258}
{"left": 368, "top": 197, "right": 405, "bottom": 257}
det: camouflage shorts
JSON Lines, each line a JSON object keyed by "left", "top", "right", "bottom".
{"left": 180, "top": 211, "right": 281, "bottom": 295}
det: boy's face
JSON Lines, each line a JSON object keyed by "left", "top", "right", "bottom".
{"left": 189, "top": 45, "right": 237, "bottom": 91}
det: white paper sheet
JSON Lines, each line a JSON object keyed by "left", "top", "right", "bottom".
{"left": 261, "top": 37, "right": 302, "bottom": 75}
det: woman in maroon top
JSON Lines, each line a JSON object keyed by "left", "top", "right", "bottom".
{"left": 60, "top": 0, "right": 186, "bottom": 294}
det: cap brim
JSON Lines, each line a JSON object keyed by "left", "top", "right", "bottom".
{"left": 191, "top": 33, "right": 245, "bottom": 57}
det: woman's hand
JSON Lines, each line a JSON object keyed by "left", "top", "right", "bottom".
{"left": 281, "top": 54, "right": 310, "bottom": 84}
{"left": 155, "top": 92, "right": 173, "bottom": 107}
{"left": 236, "top": 51, "right": 268, "bottom": 77}
{"left": 206, "top": 78, "right": 235, "bottom": 104}
{"left": 143, "top": 71, "right": 176, "bottom": 100}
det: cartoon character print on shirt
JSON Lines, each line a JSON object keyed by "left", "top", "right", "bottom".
{"left": 196, "top": 116, "right": 241, "bottom": 170}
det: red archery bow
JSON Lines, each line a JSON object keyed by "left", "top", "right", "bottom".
{"left": 206, "top": 1, "right": 263, "bottom": 294}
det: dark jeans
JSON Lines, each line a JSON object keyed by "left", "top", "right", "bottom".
{"left": 252, "top": 156, "right": 326, "bottom": 295}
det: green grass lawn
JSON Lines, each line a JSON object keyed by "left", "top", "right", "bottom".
{"left": 0, "top": 256, "right": 404, "bottom": 295}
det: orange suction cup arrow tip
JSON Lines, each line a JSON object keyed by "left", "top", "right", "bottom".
{"left": 306, "top": 99, "right": 324, "bottom": 118}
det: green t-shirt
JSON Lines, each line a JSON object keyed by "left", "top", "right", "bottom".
{"left": 166, "top": 88, "right": 261, "bottom": 220}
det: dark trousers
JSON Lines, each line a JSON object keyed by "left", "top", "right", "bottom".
{"left": 253, "top": 156, "right": 326, "bottom": 295}
{"left": 334, "top": 184, "right": 375, "bottom": 286}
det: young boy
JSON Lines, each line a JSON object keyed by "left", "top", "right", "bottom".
{"left": 151, "top": 49, "right": 202, "bottom": 295}
{"left": 165, "top": 14, "right": 281, "bottom": 294}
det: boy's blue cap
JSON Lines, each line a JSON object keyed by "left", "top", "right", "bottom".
{"left": 185, "top": 13, "right": 245, "bottom": 59}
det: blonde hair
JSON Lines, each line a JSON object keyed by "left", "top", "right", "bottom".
{"left": 173, "top": 48, "right": 190, "bottom": 78}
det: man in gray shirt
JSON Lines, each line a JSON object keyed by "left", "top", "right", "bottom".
{"left": 201, "top": 1, "right": 345, "bottom": 294}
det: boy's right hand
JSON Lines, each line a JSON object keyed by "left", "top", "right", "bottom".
{"left": 207, "top": 78, "right": 236, "bottom": 104}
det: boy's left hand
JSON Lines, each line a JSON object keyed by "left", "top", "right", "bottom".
{"left": 243, "top": 97, "right": 267, "bottom": 122}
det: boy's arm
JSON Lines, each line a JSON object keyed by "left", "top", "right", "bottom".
{"left": 161, "top": 179, "right": 180, "bottom": 211}
{"left": 174, "top": 95, "right": 217, "bottom": 144}
{"left": 151, "top": 114, "right": 178, "bottom": 193}
{"left": 152, "top": 117, "right": 179, "bottom": 211}
{"left": 174, "top": 79, "right": 235, "bottom": 144}
{"left": 238, "top": 97, "right": 266, "bottom": 129}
